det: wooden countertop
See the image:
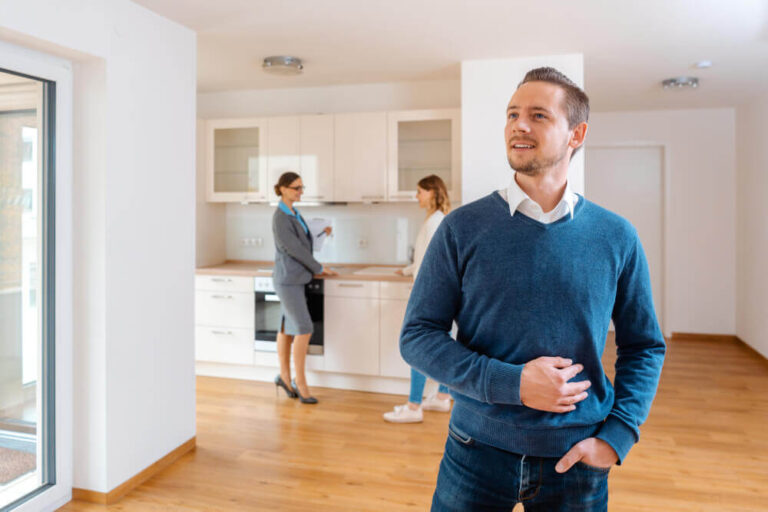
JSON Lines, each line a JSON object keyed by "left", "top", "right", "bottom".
{"left": 196, "top": 260, "right": 413, "bottom": 282}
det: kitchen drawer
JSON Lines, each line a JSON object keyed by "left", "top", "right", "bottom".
{"left": 195, "top": 326, "right": 254, "bottom": 365}
{"left": 195, "top": 290, "right": 255, "bottom": 329}
{"left": 380, "top": 281, "right": 413, "bottom": 300}
{"left": 324, "top": 279, "right": 379, "bottom": 298}
{"left": 195, "top": 275, "right": 253, "bottom": 293}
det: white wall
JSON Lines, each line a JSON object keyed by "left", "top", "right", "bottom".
{"left": 735, "top": 97, "right": 768, "bottom": 358}
{"left": 1, "top": 0, "right": 197, "bottom": 495}
{"left": 198, "top": 79, "right": 460, "bottom": 119}
{"left": 460, "top": 54, "right": 585, "bottom": 204}
{"left": 588, "top": 109, "right": 737, "bottom": 337}
{"left": 196, "top": 120, "right": 226, "bottom": 266}
{"left": 224, "top": 202, "right": 425, "bottom": 265}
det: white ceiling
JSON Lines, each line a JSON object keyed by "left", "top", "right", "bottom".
{"left": 134, "top": 0, "right": 768, "bottom": 111}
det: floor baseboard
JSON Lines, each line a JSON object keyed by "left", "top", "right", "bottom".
{"left": 670, "top": 332, "right": 739, "bottom": 343}
{"left": 72, "top": 436, "right": 196, "bottom": 505}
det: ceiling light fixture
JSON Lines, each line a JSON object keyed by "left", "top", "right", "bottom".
{"left": 262, "top": 56, "right": 304, "bottom": 75}
{"left": 694, "top": 60, "right": 713, "bottom": 69}
{"left": 661, "top": 76, "right": 699, "bottom": 89}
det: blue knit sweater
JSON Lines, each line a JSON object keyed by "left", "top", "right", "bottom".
{"left": 400, "top": 191, "right": 665, "bottom": 463}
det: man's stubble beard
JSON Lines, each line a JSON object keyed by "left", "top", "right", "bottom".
{"left": 507, "top": 139, "right": 571, "bottom": 176}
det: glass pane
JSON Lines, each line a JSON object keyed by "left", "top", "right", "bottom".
{"left": 213, "top": 127, "right": 262, "bottom": 193}
{"left": 0, "top": 69, "right": 47, "bottom": 507}
{"left": 398, "top": 119, "right": 452, "bottom": 191}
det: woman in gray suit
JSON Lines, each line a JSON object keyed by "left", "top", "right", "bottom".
{"left": 272, "top": 172, "right": 336, "bottom": 404}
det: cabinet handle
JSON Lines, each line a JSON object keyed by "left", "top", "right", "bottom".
{"left": 338, "top": 283, "right": 364, "bottom": 288}
{"left": 211, "top": 294, "right": 234, "bottom": 299}
{"left": 211, "top": 330, "right": 233, "bottom": 335}
{"left": 211, "top": 278, "right": 233, "bottom": 283}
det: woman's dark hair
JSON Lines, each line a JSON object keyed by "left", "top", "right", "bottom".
{"left": 417, "top": 175, "right": 451, "bottom": 214}
{"left": 274, "top": 172, "right": 301, "bottom": 197}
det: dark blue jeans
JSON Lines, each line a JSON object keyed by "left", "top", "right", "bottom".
{"left": 432, "top": 423, "right": 610, "bottom": 511}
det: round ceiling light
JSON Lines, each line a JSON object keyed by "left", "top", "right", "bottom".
{"left": 262, "top": 56, "right": 304, "bottom": 75}
{"left": 661, "top": 76, "right": 699, "bottom": 89}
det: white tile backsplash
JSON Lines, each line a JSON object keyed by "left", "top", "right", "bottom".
{"left": 225, "top": 202, "right": 428, "bottom": 265}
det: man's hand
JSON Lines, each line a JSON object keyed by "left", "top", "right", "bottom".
{"left": 519, "top": 357, "right": 591, "bottom": 412}
{"left": 555, "top": 438, "right": 618, "bottom": 473}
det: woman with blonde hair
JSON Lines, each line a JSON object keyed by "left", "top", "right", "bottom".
{"left": 272, "top": 172, "right": 336, "bottom": 404}
{"left": 384, "top": 175, "right": 452, "bottom": 423}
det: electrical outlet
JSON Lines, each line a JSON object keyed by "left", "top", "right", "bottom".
{"left": 254, "top": 237, "right": 263, "bottom": 247}
{"left": 357, "top": 238, "right": 368, "bottom": 249}
{"left": 240, "top": 238, "right": 249, "bottom": 247}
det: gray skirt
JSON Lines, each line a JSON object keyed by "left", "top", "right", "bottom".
{"left": 273, "top": 282, "right": 314, "bottom": 336}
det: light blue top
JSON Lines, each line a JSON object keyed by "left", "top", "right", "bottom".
{"left": 278, "top": 200, "right": 309, "bottom": 234}
{"left": 400, "top": 191, "right": 666, "bottom": 464}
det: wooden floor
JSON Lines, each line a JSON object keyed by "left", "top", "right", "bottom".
{"left": 59, "top": 335, "right": 768, "bottom": 511}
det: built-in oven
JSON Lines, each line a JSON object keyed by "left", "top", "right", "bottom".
{"left": 254, "top": 276, "right": 324, "bottom": 355}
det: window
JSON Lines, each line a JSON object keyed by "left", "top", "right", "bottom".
{"left": 0, "top": 66, "right": 56, "bottom": 510}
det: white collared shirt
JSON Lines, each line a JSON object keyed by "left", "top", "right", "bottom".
{"left": 498, "top": 173, "right": 579, "bottom": 224}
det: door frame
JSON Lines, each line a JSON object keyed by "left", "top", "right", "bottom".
{"left": 0, "top": 39, "right": 73, "bottom": 512}
{"left": 586, "top": 143, "right": 669, "bottom": 337}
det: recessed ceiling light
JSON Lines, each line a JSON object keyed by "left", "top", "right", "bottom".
{"left": 662, "top": 76, "right": 699, "bottom": 89}
{"left": 262, "top": 56, "right": 304, "bottom": 75}
{"left": 694, "top": 60, "right": 713, "bottom": 69}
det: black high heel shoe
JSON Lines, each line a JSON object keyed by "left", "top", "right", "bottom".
{"left": 275, "top": 375, "right": 297, "bottom": 398}
{"left": 291, "top": 379, "right": 318, "bottom": 404}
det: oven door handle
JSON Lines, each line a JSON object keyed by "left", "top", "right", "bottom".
{"left": 264, "top": 294, "right": 280, "bottom": 302}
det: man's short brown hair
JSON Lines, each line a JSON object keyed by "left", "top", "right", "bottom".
{"left": 518, "top": 67, "right": 590, "bottom": 129}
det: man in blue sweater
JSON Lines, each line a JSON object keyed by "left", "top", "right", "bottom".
{"left": 400, "top": 67, "right": 666, "bottom": 511}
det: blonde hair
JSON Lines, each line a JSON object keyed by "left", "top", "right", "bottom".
{"left": 418, "top": 175, "right": 451, "bottom": 214}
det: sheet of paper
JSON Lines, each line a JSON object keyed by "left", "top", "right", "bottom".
{"left": 307, "top": 218, "right": 332, "bottom": 251}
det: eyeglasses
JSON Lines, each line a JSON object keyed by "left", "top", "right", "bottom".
{"left": 287, "top": 186, "right": 305, "bottom": 192}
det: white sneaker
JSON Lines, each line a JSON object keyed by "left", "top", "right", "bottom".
{"left": 421, "top": 393, "right": 451, "bottom": 412}
{"left": 383, "top": 404, "right": 423, "bottom": 423}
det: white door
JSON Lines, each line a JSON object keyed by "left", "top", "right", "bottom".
{"left": 585, "top": 146, "right": 664, "bottom": 332}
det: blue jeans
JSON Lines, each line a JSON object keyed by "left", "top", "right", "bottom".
{"left": 410, "top": 368, "right": 449, "bottom": 404}
{"left": 432, "top": 423, "right": 610, "bottom": 511}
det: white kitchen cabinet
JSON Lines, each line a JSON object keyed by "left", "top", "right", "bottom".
{"left": 206, "top": 118, "right": 268, "bottom": 202}
{"left": 195, "top": 275, "right": 254, "bottom": 293}
{"left": 324, "top": 280, "right": 380, "bottom": 375}
{"left": 379, "top": 299, "right": 411, "bottom": 378}
{"left": 195, "top": 326, "right": 254, "bottom": 365}
{"left": 334, "top": 112, "right": 388, "bottom": 202}
{"left": 386, "top": 109, "right": 461, "bottom": 201}
{"left": 195, "top": 275, "right": 255, "bottom": 365}
{"left": 267, "top": 116, "right": 301, "bottom": 197}
{"left": 195, "top": 290, "right": 255, "bottom": 329}
{"left": 379, "top": 281, "right": 413, "bottom": 378}
{"left": 299, "top": 114, "right": 334, "bottom": 202}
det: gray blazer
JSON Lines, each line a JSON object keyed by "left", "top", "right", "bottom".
{"left": 272, "top": 208, "right": 323, "bottom": 285}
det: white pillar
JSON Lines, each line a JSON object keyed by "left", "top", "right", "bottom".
{"left": 461, "top": 54, "right": 585, "bottom": 204}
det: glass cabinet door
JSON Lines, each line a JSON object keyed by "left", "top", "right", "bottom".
{"left": 387, "top": 109, "right": 460, "bottom": 202}
{"left": 207, "top": 120, "right": 267, "bottom": 202}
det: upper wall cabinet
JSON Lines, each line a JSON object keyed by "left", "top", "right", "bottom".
{"left": 205, "top": 109, "right": 460, "bottom": 203}
{"left": 299, "top": 115, "right": 334, "bottom": 202}
{"left": 267, "top": 115, "right": 335, "bottom": 203}
{"left": 266, "top": 116, "right": 300, "bottom": 202}
{"left": 386, "top": 109, "right": 461, "bottom": 202}
{"left": 334, "top": 112, "right": 388, "bottom": 202}
{"left": 206, "top": 118, "right": 268, "bottom": 202}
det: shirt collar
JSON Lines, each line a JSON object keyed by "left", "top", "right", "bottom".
{"left": 506, "top": 172, "right": 578, "bottom": 219}
{"left": 278, "top": 199, "right": 298, "bottom": 218}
